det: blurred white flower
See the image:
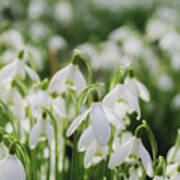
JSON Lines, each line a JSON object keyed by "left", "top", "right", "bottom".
{"left": 146, "top": 19, "right": 170, "bottom": 41}
{"left": 29, "top": 22, "right": 50, "bottom": 40}
{"left": 0, "top": 29, "right": 24, "bottom": 50}
{"left": 108, "top": 136, "right": 153, "bottom": 177}
{"left": 28, "top": 0, "right": 48, "bottom": 19}
{"left": 153, "top": 176, "right": 169, "bottom": 180}
{"left": 2, "top": 50, "right": 17, "bottom": 64}
{"left": 29, "top": 118, "right": 54, "bottom": 149}
{"left": 0, "top": 154, "right": 26, "bottom": 180}
{"left": 171, "top": 53, "right": 180, "bottom": 71}
{"left": 123, "top": 36, "right": 142, "bottom": 57}
{"left": 54, "top": 2, "right": 73, "bottom": 24}
{"left": 0, "top": 58, "right": 40, "bottom": 88}
{"left": 171, "top": 94, "right": 180, "bottom": 110}
{"left": 49, "top": 63, "right": 87, "bottom": 96}
{"left": 0, "top": 143, "right": 8, "bottom": 160}
{"left": 157, "top": 74, "right": 174, "bottom": 91}
{"left": 48, "top": 35, "right": 67, "bottom": 50}
{"left": 160, "top": 31, "right": 180, "bottom": 52}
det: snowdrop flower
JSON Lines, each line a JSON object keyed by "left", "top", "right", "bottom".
{"left": 67, "top": 102, "right": 124, "bottom": 146}
{"left": 171, "top": 94, "right": 180, "bottom": 110}
{"left": 146, "top": 19, "right": 170, "bottom": 41}
{"left": 28, "top": 0, "right": 48, "bottom": 19}
{"left": 0, "top": 29, "right": 24, "bottom": 50}
{"left": 171, "top": 53, "right": 180, "bottom": 71}
{"left": 127, "top": 167, "right": 142, "bottom": 180}
{"left": 157, "top": 74, "right": 174, "bottom": 92}
{"left": 54, "top": 2, "right": 73, "bottom": 24}
{"left": 26, "top": 89, "right": 50, "bottom": 118}
{"left": 29, "top": 116, "right": 54, "bottom": 149}
{"left": 108, "top": 136, "right": 153, "bottom": 177}
{"left": 0, "top": 154, "right": 26, "bottom": 180}
{"left": 49, "top": 63, "right": 87, "bottom": 96}
{"left": 48, "top": 35, "right": 67, "bottom": 50}
{"left": 103, "top": 78, "right": 150, "bottom": 120}
{"left": 78, "top": 125, "right": 108, "bottom": 168}
{"left": 123, "top": 36, "right": 142, "bottom": 57}
{"left": 0, "top": 58, "right": 40, "bottom": 88}
{"left": 2, "top": 50, "right": 17, "bottom": 64}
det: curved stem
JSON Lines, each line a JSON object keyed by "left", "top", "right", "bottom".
{"left": 135, "top": 120, "right": 158, "bottom": 161}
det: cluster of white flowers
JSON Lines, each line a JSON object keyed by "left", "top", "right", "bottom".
{"left": 0, "top": 48, "right": 176, "bottom": 180}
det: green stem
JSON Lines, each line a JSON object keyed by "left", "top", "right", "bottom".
{"left": 42, "top": 107, "right": 59, "bottom": 179}
{"left": 71, "top": 50, "right": 93, "bottom": 84}
{"left": 135, "top": 120, "right": 158, "bottom": 161}
{"left": 171, "top": 129, "right": 180, "bottom": 162}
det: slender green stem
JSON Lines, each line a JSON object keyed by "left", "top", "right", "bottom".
{"left": 46, "top": 145, "right": 51, "bottom": 180}
{"left": 135, "top": 120, "right": 158, "bottom": 161}
{"left": 42, "top": 107, "right": 59, "bottom": 179}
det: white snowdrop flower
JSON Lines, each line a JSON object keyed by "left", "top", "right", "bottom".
{"left": 5, "top": 123, "right": 13, "bottom": 134}
{"left": 26, "top": 90, "right": 50, "bottom": 118}
{"left": 108, "top": 136, "right": 153, "bottom": 177}
{"left": 78, "top": 125, "right": 108, "bottom": 168}
{"left": 0, "top": 143, "right": 8, "bottom": 160}
{"left": 160, "top": 31, "right": 180, "bottom": 52}
{"left": 28, "top": 0, "right": 48, "bottom": 19}
{"left": 54, "top": 2, "right": 73, "bottom": 24}
{"left": 29, "top": 118, "right": 54, "bottom": 149}
{"left": 2, "top": 50, "right": 16, "bottom": 64}
{"left": 0, "top": 29, "right": 24, "bottom": 50}
{"left": 48, "top": 35, "right": 67, "bottom": 50}
{"left": 49, "top": 63, "right": 87, "bottom": 96}
{"left": 29, "top": 22, "right": 50, "bottom": 40}
{"left": 0, "top": 58, "right": 40, "bottom": 87}
{"left": 153, "top": 176, "right": 169, "bottom": 180}
{"left": 146, "top": 19, "right": 170, "bottom": 41}
{"left": 103, "top": 78, "right": 149, "bottom": 120}
{"left": 0, "top": 154, "right": 26, "bottom": 180}
{"left": 113, "top": 131, "right": 132, "bottom": 151}
{"left": 171, "top": 53, "right": 180, "bottom": 71}
{"left": 171, "top": 94, "right": 180, "bottom": 110}
{"left": 123, "top": 36, "right": 142, "bottom": 57}
{"left": 67, "top": 102, "right": 125, "bottom": 146}
{"left": 99, "top": 41, "right": 122, "bottom": 70}
{"left": 157, "top": 74, "right": 174, "bottom": 92}
{"left": 108, "top": 26, "right": 133, "bottom": 42}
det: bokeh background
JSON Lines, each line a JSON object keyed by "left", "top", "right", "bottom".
{"left": 0, "top": 0, "right": 180, "bottom": 156}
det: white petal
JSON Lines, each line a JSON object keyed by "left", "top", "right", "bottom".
{"left": 102, "top": 84, "right": 122, "bottom": 107}
{"left": 78, "top": 126, "right": 95, "bottom": 152}
{"left": 0, "top": 62, "right": 15, "bottom": 83}
{"left": 68, "top": 65, "right": 87, "bottom": 96}
{"left": 108, "top": 137, "right": 134, "bottom": 169}
{"left": 139, "top": 141, "right": 153, "bottom": 177}
{"left": 0, "top": 143, "right": 8, "bottom": 160}
{"left": 48, "top": 64, "right": 71, "bottom": 93}
{"left": 0, "top": 155, "right": 26, "bottom": 180}
{"left": 103, "top": 106, "right": 125, "bottom": 129}
{"left": 171, "top": 173, "right": 180, "bottom": 180}
{"left": 29, "top": 120, "right": 43, "bottom": 149}
{"left": 135, "top": 79, "right": 150, "bottom": 102}
{"left": 84, "top": 142, "right": 96, "bottom": 168}
{"left": 25, "top": 65, "right": 40, "bottom": 83}
{"left": 90, "top": 103, "right": 110, "bottom": 146}
{"left": 66, "top": 108, "right": 90, "bottom": 137}
{"left": 166, "top": 163, "right": 178, "bottom": 175}
{"left": 44, "top": 121, "right": 54, "bottom": 147}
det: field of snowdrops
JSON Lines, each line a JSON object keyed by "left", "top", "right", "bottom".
{"left": 0, "top": 0, "right": 180, "bottom": 179}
